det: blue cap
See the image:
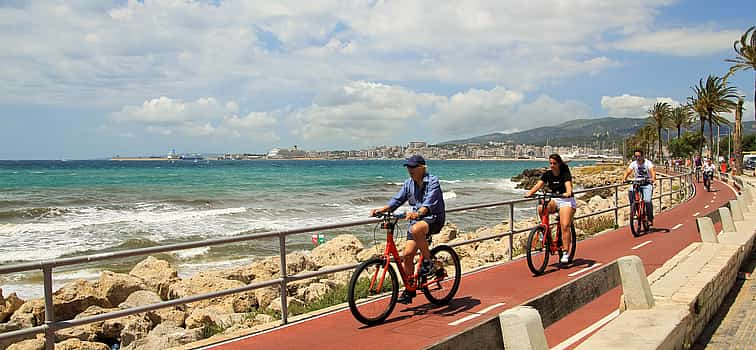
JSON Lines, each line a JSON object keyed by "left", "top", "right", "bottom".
{"left": 403, "top": 155, "right": 426, "bottom": 167}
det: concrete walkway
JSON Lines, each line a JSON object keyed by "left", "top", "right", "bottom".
{"left": 693, "top": 247, "right": 755, "bottom": 349}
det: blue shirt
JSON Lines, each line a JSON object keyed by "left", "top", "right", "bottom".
{"left": 387, "top": 173, "right": 445, "bottom": 222}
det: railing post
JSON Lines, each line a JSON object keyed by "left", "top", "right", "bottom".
{"left": 43, "top": 266, "right": 55, "bottom": 350}
{"left": 509, "top": 203, "right": 514, "bottom": 260}
{"left": 657, "top": 178, "right": 662, "bottom": 211}
{"left": 668, "top": 177, "right": 673, "bottom": 204}
{"left": 279, "top": 234, "right": 288, "bottom": 324}
{"left": 613, "top": 185, "right": 619, "bottom": 228}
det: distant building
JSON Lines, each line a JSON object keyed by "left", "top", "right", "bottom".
{"left": 267, "top": 146, "right": 308, "bottom": 159}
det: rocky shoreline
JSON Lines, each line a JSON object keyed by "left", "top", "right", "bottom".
{"left": 0, "top": 164, "right": 683, "bottom": 350}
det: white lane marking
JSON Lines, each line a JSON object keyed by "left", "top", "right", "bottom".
{"left": 631, "top": 241, "right": 653, "bottom": 250}
{"left": 672, "top": 224, "right": 683, "bottom": 230}
{"left": 448, "top": 302, "right": 507, "bottom": 326}
{"left": 693, "top": 212, "right": 700, "bottom": 216}
{"left": 710, "top": 200, "right": 715, "bottom": 203}
{"left": 551, "top": 310, "right": 621, "bottom": 350}
{"left": 568, "top": 263, "right": 603, "bottom": 277}
{"left": 704, "top": 205, "right": 710, "bottom": 209}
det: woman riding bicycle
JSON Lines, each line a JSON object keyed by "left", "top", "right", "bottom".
{"left": 703, "top": 158, "right": 716, "bottom": 189}
{"left": 524, "top": 153, "right": 576, "bottom": 264}
{"left": 369, "top": 155, "right": 445, "bottom": 304}
{"left": 622, "top": 149, "right": 656, "bottom": 226}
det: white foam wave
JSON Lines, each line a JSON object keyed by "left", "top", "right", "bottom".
{"left": 386, "top": 182, "right": 404, "bottom": 186}
{"left": 443, "top": 191, "right": 458, "bottom": 200}
{"left": 174, "top": 247, "right": 210, "bottom": 259}
{"left": 495, "top": 178, "right": 527, "bottom": 193}
{"left": 440, "top": 179, "right": 462, "bottom": 184}
{"left": 0, "top": 206, "right": 248, "bottom": 235}
{"left": 321, "top": 203, "right": 340, "bottom": 207}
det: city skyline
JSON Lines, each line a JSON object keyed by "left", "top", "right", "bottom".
{"left": 1, "top": 1, "right": 755, "bottom": 159}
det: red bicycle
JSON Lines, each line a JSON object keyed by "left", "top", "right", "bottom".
{"left": 347, "top": 212, "right": 461, "bottom": 326}
{"left": 525, "top": 191, "right": 576, "bottom": 275}
{"left": 628, "top": 179, "right": 651, "bottom": 237}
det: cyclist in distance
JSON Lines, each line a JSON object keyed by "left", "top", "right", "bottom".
{"left": 622, "top": 149, "right": 657, "bottom": 226}
{"left": 369, "top": 155, "right": 445, "bottom": 304}
{"left": 524, "top": 153, "right": 576, "bottom": 263}
{"left": 703, "top": 158, "right": 717, "bottom": 187}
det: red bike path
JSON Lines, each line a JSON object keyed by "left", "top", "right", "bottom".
{"left": 208, "top": 179, "right": 736, "bottom": 350}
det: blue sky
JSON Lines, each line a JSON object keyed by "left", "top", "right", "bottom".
{"left": 0, "top": 0, "right": 754, "bottom": 159}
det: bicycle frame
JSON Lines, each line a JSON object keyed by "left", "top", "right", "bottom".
{"left": 535, "top": 193, "right": 563, "bottom": 253}
{"left": 371, "top": 215, "right": 441, "bottom": 294}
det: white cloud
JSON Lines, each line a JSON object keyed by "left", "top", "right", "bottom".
{"left": 601, "top": 94, "right": 682, "bottom": 117}
{"left": 290, "top": 81, "right": 442, "bottom": 145}
{"left": 614, "top": 28, "right": 742, "bottom": 56}
{"left": 109, "top": 96, "right": 278, "bottom": 140}
{"left": 428, "top": 87, "right": 524, "bottom": 135}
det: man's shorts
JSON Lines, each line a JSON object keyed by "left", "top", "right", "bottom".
{"left": 553, "top": 197, "right": 577, "bottom": 209}
{"left": 407, "top": 216, "right": 444, "bottom": 240}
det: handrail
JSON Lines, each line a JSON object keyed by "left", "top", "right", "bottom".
{"left": 0, "top": 170, "right": 695, "bottom": 349}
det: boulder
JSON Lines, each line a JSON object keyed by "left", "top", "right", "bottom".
{"left": 5, "top": 337, "right": 44, "bottom": 350}
{"left": 97, "top": 271, "right": 147, "bottom": 307}
{"left": 105, "top": 313, "right": 153, "bottom": 348}
{"left": 0, "top": 321, "right": 35, "bottom": 350}
{"left": 296, "top": 282, "right": 332, "bottom": 304}
{"left": 0, "top": 290, "right": 25, "bottom": 323}
{"left": 120, "top": 323, "right": 202, "bottom": 350}
{"left": 254, "top": 287, "right": 280, "bottom": 310}
{"left": 435, "top": 223, "right": 458, "bottom": 244}
{"left": 129, "top": 256, "right": 179, "bottom": 300}
{"left": 51, "top": 280, "right": 111, "bottom": 321}
{"left": 9, "top": 300, "right": 44, "bottom": 328}
{"left": 54, "top": 305, "right": 118, "bottom": 342}
{"left": 511, "top": 168, "right": 547, "bottom": 190}
{"left": 118, "top": 290, "right": 185, "bottom": 327}
{"left": 54, "top": 338, "right": 110, "bottom": 350}
{"left": 310, "top": 234, "right": 363, "bottom": 268}
{"left": 167, "top": 272, "right": 257, "bottom": 314}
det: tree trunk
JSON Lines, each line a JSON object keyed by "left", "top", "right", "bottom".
{"left": 699, "top": 118, "right": 706, "bottom": 156}
{"left": 708, "top": 115, "right": 714, "bottom": 158}
{"left": 735, "top": 98, "right": 744, "bottom": 175}
{"left": 677, "top": 126, "right": 681, "bottom": 139}
{"left": 658, "top": 127, "right": 663, "bottom": 163}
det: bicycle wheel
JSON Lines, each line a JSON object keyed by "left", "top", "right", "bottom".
{"left": 558, "top": 224, "right": 577, "bottom": 264}
{"left": 422, "top": 245, "right": 461, "bottom": 305}
{"left": 705, "top": 177, "right": 710, "bottom": 192}
{"left": 526, "top": 226, "right": 549, "bottom": 275}
{"left": 630, "top": 202, "right": 642, "bottom": 237}
{"left": 348, "top": 258, "right": 398, "bottom": 326}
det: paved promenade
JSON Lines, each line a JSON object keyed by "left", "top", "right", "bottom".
{"left": 694, "top": 228, "right": 756, "bottom": 349}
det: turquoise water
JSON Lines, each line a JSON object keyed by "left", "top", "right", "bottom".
{"left": 0, "top": 159, "right": 591, "bottom": 298}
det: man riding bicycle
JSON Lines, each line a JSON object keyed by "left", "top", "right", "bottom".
{"left": 369, "top": 155, "right": 446, "bottom": 304}
{"left": 703, "top": 158, "right": 716, "bottom": 187}
{"left": 622, "top": 149, "right": 656, "bottom": 226}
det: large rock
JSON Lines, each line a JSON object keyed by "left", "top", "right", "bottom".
{"left": 9, "top": 300, "right": 44, "bottom": 328}
{"left": 97, "top": 271, "right": 147, "bottom": 307}
{"left": 0, "top": 289, "right": 25, "bottom": 323}
{"left": 54, "top": 338, "right": 110, "bottom": 350}
{"left": 296, "top": 282, "right": 332, "bottom": 304}
{"left": 104, "top": 314, "right": 153, "bottom": 348}
{"left": 54, "top": 305, "right": 118, "bottom": 342}
{"left": 5, "top": 337, "right": 44, "bottom": 350}
{"left": 511, "top": 168, "right": 547, "bottom": 190}
{"left": 120, "top": 323, "right": 202, "bottom": 350}
{"left": 129, "top": 256, "right": 179, "bottom": 300}
{"left": 51, "top": 280, "right": 111, "bottom": 321}
{"left": 118, "top": 290, "right": 185, "bottom": 327}
{"left": 310, "top": 234, "right": 364, "bottom": 268}
{"left": 167, "top": 272, "right": 257, "bottom": 314}
{"left": 0, "top": 321, "right": 35, "bottom": 350}
{"left": 435, "top": 223, "right": 459, "bottom": 244}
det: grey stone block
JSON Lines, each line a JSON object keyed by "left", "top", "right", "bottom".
{"left": 718, "top": 208, "right": 736, "bottom": 233}
{"left": 696, "top": 217, "right": 718, "bottom": 243}
{"left": 499, "top": 306, "right": 548, "bottom": 350}
{"left": 618, "top": 255, "right": 654, "bottom": 310}
{"left": 729, "top": 200, "right": 744, "bottom": 221}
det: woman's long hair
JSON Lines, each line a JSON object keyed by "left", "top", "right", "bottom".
{"left": 549, "top": 153, "right": 569, "bottom": 174}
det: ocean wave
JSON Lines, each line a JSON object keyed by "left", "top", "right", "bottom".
{"left": 494, "top": 178, "right": 527, "bottom": 193}
{"left": 0, "top": 207, "right": 70, "bottom": 220}
{"left": 321, "top": 203, "right": 340, "bottom": 207}
{"left": 174, "top": 247, "right": 211, "bottom": 260}
{"left": 440, "top": 179, "right": 462, "bottom": 184}
{"left": 0, "top": 206, "right": 248, "bottom": 235}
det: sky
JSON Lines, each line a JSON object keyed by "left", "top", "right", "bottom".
{"left": 0, "top": 0, "right": 754, "bottom": 159}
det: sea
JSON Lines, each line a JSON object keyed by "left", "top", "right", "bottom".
{"left": 0, "top": 159, "right": 592, "bottom": 299}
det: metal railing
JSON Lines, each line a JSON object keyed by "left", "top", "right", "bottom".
{"left": 0, "top": 171, "right": 695, "bottom": 349}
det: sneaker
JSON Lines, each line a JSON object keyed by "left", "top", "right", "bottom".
{"left": 397, "top": 290, "right": 415, "bottom": 304}
{"left": 419, "top": 259, "right": 438, "bottom": 278}
{"left": 560, "top": 252, "right": 570, "bottom": 264}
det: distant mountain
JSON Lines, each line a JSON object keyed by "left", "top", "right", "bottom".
{"left": 440, "top": 118, "right": 756, "bottom": 146}
{"left": 441, "top": 117, "right": 645, "bottom": 146}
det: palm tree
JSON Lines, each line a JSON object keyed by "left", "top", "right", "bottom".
{"left": 688, "top": 75, "right": 738, "bottom": 157}
{"left": 669, "top": 105, "right": 693, "bottom": 138}
{"left": 724, "top": 26, "right": 756, "bottom": 123}
{"left": 708, "top": 113, "right": 731, "bottom": 159}
{"left": 647, "top": 102, "right": 672, "bottom": 162}
{"left": 734, "top": 97, "right": 744, "bottom": 175}
{"left": 689, "top": 95, "right": 709, "bottom": 156}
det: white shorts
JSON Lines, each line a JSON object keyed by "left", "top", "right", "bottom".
{"left": 553, "top": 197, "right": 577, "bottom": 209}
